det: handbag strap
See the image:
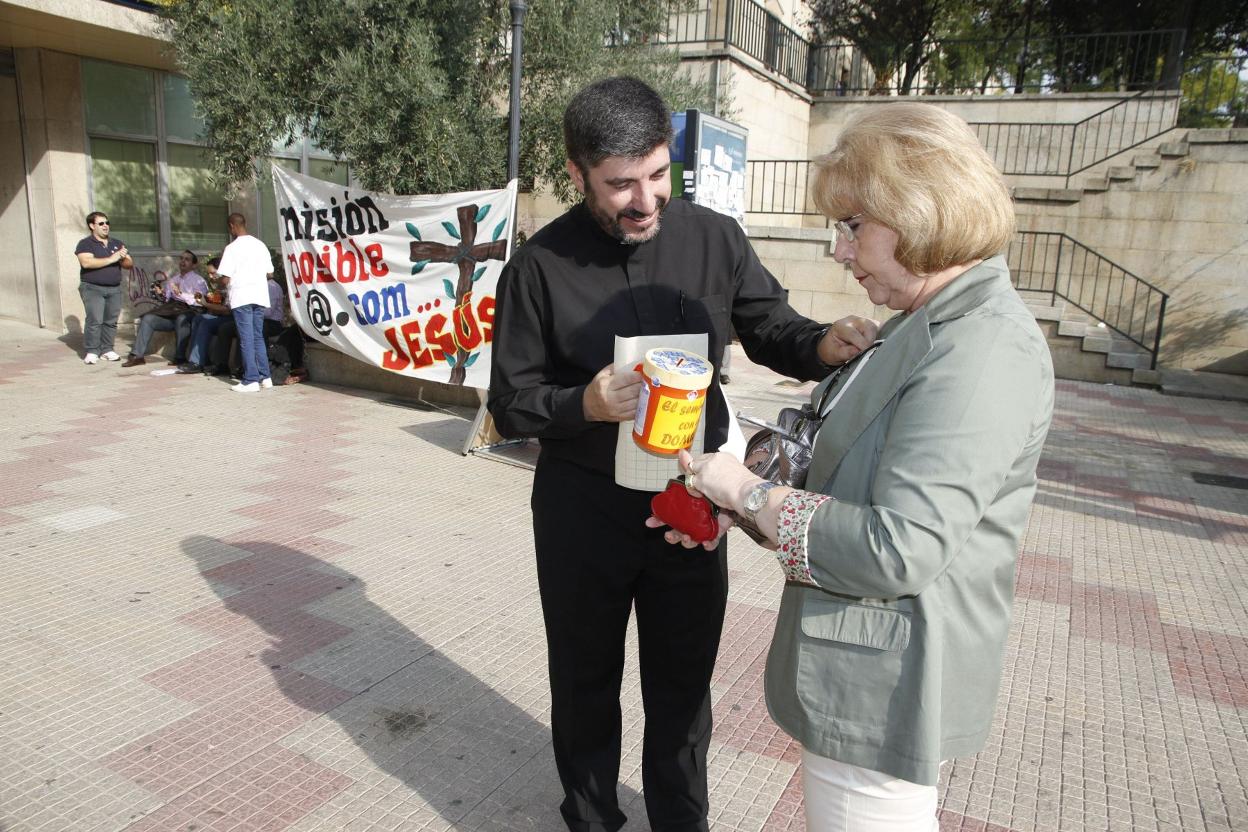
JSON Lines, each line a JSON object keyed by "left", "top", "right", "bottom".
{"left": 816, "top": 340, "right": 884, "bottom": 417}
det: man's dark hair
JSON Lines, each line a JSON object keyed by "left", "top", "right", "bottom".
{"left": 227, "top": 212, "right": 247, "bottom": 227}
{"left": 564, "top": 76, "right": 672, "bottom": 172}
{"left": 182, "top": 249, "right": 198, "bottom": 265}
{"left": 207, "top": 256, "right": 221, "bottom": 269}
{"left": 86, "top": 211, "right": 108, "bottom": 229}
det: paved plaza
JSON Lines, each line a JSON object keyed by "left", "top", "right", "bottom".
{"left": 1, "top": 317, "right": 1246, "bottom": 832}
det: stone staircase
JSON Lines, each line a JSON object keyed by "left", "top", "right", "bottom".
{"left": 1019, "top": 291, "right": 1156, "bottom": 386}
{"left": 1012, "top": 127, "right": 1248, "bottom": 204}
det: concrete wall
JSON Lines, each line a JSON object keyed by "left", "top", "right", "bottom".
{"left": 0, "top": 68, "right": 39, "bottom": 325}
{"left": 10, "top": 47, "right": 88, "bottom": 334}
{"left": 748, "top": 225, "right": 888, "bottom": 324}
{"left": 810, "top": 92, "right": 1181, "bottom": 186}
{"left": 1014, "top": 137, "right": 1248, "bottom": 370}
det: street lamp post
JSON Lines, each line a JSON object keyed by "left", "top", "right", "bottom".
{"left": 508, "top": 0, "right": 527, "bottom": 183}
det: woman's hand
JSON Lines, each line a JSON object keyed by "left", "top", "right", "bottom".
{"left": 677, "top": 449, "right": 763, "bottom": 513}
{"left": 646, "top": 510, "right": 735, "bottom": 550}
{"left": 817, "top": 315, "right": 880, "bottom": 366}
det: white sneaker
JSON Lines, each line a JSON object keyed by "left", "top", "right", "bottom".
{"left": 84, "top": 353, "right": 99, "bottom": 365}
{"left": 259, "top": 378, "right": 273, "bottom": 389}
{"left": 231, "top": 381, "right": 260, "bottom": 393}
{"left": 101, "top": 351, "right": 120, "bottom": 361}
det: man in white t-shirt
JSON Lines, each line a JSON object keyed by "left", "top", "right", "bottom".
{"left": 217, "top": 212, "right": 274, "bottom": 392}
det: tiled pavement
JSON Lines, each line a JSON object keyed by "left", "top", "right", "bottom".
{"left": 1, "top": 316, "right": 1246, "bottom": 832}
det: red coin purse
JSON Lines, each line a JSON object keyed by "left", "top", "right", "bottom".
{"left": 651, "top": 478, "right": 719, "bottom": 543}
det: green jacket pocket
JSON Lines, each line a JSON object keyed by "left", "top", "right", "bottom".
{"left": 800, "top": 597, "right": 911, "bottom": 652}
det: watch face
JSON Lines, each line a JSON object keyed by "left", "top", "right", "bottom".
{"left": 746, "top": 483, "right": 770, "bottom": 512}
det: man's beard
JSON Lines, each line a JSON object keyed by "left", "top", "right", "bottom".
{"left": 585, "top": 183, "right": 668, "bottom": 245}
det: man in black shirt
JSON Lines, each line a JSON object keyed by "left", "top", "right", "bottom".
{"left": 488, "top": 78, "right": 853, "bottom": 832}
{"left": 74, "top": 211, "right": 133, "bottom": 364}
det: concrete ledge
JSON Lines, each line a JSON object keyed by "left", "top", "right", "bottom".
{"left": 303, "top": 342, "right": 483, "bottom": 408}
{"left": 1013, "top": 187, "right": 1083, "bottom": 203}
{"left": 1107, "top": 166, "right": 1136, "bottom": 180}
{"left": 1182, "top": 128, "right": 1248, "bottom": 144}
{"left": 1132, "top": 155, "right": 1162, "bottom": 169}
{"left": 1158, "top": 141, "right": 1190, "bottom": 157}
{"left": 1080, "top": 177, "right": 1109, "bottom": 192}
{"left": 747, "top": 225, "right": 836, "bottom": 242}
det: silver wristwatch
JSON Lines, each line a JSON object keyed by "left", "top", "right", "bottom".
{"left": 742, "top": 481, "right": 780, "bottom": 527}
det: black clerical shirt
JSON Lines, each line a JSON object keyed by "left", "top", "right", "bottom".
{"left": 488, "top": 198, "right": 830, "bottom": 478}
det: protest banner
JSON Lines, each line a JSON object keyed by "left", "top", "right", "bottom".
{"left": 272, "top": 165, "right": 517, "bottom": 389}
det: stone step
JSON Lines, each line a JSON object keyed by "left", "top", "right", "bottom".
{"left": 1106, "top": 351, "right": 1152, "bottom": 370}
{"left": 1057, "top": 320, "right": 1088, "bottom": 338}
{"left": 1013, "top": 187, "right": 1083, "bottom": 203}
{"left": 1185, "top": 128, "right": 1244, "bottom": 144}
{"left": 1132, "top": 155, "right": 1162, "bottom": 169}
{"left": 1132, "top": 368, "right": 1162, "bottom": 386}
{"left": 1026, "top": 304, "right": 1065, "bottom": 323}
{"left": 1107, "top": 166, "right": 1136, "bottom": 180}
{"left": 1081, "top": 176, "right": 1109, "bottom": 192}
{"left": 1158, "top": 141, "right": 1190, "bottom": 157}
{"left": 1082, "top": 334, "right": 1114, "bottom": 354}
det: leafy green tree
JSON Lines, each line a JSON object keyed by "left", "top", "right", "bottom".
{"left": 807, "top": 0, "right": 950, "bottom": 94}
{"left": 161, "top": 0, "right": 717, "bottom": 200}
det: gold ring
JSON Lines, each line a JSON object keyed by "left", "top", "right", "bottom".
{"left": 686, "top": 472, "right": 698, "bottom": 491}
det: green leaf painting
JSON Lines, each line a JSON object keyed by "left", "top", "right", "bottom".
{"left": 442, "top": 279, "right": 456, "bottom": 299}
{"left": 471, "top": 266, "right": 485, "bottom": 283}
{"left": 492, "top": 218, "right": 507, "bottom": 241}
{"left": 464, "top": 352, "right": 480, "bottom": 367}
{"left": 441, "top": 221, "right": 461, "bottom": 240}
{"left": 411, "top": 259, "right": 430, "bottom": 274}
{"left": 475, "top": 204, "right": 490, "bottom": 223}
{"left": 405, "top": 222, "right": 421, "bottom": 240}
{"left": 445, "top": 352, "right": 457, "bottom": 368}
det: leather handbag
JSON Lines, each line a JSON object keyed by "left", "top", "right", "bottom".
{"left": 731, "top": 342, "right": 881, "bottom": 543}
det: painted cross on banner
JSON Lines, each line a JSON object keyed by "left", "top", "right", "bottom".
{"left": 407, "top": 204, "right": 509, "bottom": 386}
{"left": 271, "top": 164, "right": 517, "bottom": 389}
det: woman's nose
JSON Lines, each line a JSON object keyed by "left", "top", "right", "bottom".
{"left": 833, "top": 236, "right": 853, "bottom": 264}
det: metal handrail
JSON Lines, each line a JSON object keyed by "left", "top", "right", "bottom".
{"left": 739, "top": 171, "right": 1173, "bottom": 367}
{"left": 1007, "top": 231, "right": 1168, "bottom": 368}
{"left": 966, "top": 81, "right": 1182, "bottom": 181}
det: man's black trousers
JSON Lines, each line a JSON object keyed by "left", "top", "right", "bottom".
{"left": 532, "top": 456, "right": 729, "bottom": 832}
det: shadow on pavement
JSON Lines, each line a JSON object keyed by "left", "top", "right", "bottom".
{"left": 179, "top": 535, "right": 638, "bottom": 830}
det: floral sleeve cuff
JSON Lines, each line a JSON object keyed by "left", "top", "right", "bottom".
{"left": 775, "top": 489, "right": 833, "bottom": 587}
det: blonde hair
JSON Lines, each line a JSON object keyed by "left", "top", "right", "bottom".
{"left": 812, "top": 103, "right": 1015, "bottom": 274}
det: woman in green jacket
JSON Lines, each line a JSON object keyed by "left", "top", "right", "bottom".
{"left": 655, "top": 103, "right": 1055, "bottom": 829}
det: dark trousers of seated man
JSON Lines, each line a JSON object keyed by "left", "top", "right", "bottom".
{"left": 132, "top": 311, "right": 196, "bottom": 362}
{"left": 533, "top": 456, "right": 727, "bottom": 832}
{"left": 210, "top": 317, "right": 282, "bottom": 371}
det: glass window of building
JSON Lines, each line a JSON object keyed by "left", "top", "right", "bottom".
{"left": 89, "top": 138, "right": 159, "bottom": 248}
{"left": 84, "top": 59, "right": 351, "bottom": 254}
{"left": 83, "top": 60, "right": 156, "bottom": 136}
{"left": 167, "top": 144, "right": 230, "bottom": 250}
{"left": 162, "top": 75, "right": 206, "bottom": 143}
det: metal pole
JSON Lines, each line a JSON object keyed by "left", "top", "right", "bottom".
{"left": 1014, "top": 0, "right": 1034, "bottom": 94}
{"left": 508, "top": 0, "right": 527, "bottom": 183}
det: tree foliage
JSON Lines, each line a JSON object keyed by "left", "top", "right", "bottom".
{"left": 807, "top": 0, "right": 951, "bottom": 94}
{"left": 161, "top": 0, "right": 717, "bottom": 200}
{"left": 808, "top": 0, "right": 1247, "bottom": 95}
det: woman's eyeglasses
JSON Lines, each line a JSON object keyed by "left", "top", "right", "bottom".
{"left": 833, "top": 213, "right": 863, "bottom": 242}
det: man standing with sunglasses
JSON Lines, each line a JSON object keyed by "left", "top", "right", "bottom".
{"left": 74, "top": 211, "right": 133, "bottom": 364}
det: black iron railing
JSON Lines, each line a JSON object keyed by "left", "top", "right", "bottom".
{"left": 1007, "top": 231, "right": 1168, "bottom": 368}
{"left": 1179, "top": 55, "right": 1248, "bottom": 127}
{"left": 665, "top": 3, "right": 1190, "bottom": 98}
{"left": 808, "top": 29, "right": 1186, "bottom": 96}
{"left": 969, "top": 82, "right": 1182, "bottom": 180}
{"left": 746, "top": 159, "right": 816, "bottom": 216}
